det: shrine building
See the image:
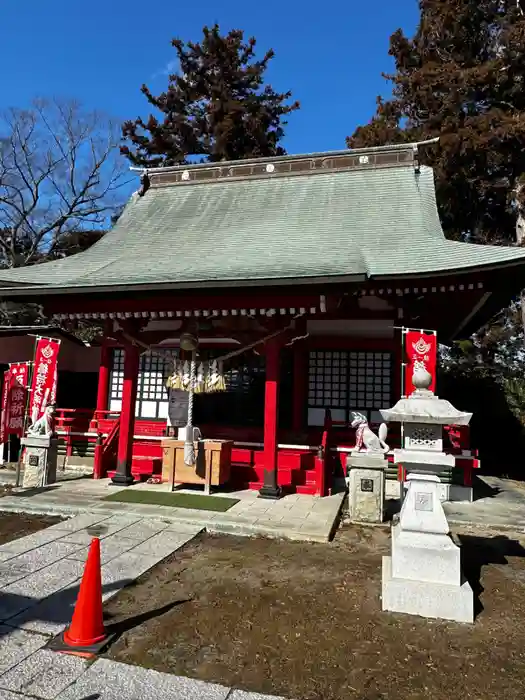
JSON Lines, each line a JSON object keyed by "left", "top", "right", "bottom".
{"left": 1, "top": 142, "right": 525, "bottom": 498}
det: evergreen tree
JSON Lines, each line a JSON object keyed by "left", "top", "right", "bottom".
{"left": 349, "top": 1, "right": 525, "bottom": 429}
{"left": 348, "top": 0, "right": 525, "bottom": 245}
{"left": 122, "top": 24, "right": 299, "bottom": 167}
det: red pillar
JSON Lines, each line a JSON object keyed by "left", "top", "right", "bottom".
{"left": 259, "top": 339, "right": 282, "bottom": 499}
{"left": 292, "top": 344, "right": 307, "bottom": 434}
{"left": 111, "top": 343, "right": 139, "bottom": 486}
{"left": 93, "top": 343, "right": 110, "bottom": 479}
{"left": 96, "top": 342, "right": 111, "bottom": 413}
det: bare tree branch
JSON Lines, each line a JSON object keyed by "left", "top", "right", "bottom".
{"left": 0, "top": 97, "right": 128, "bottom": 268}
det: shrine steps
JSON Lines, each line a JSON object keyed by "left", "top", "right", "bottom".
{"left": 120, "top": 456, "right": 320, "bottom": 496}
{"left": 58, "top": 427, "right": 322, "bottom": 495}
{"left": 244, "top": 481, "right": 317, "bottom": 496}
{"left": 57, "top": 436, "right": 95, "bottom": 473}
{"left": 231, "top": 457, "right": 318, "bottom": 496}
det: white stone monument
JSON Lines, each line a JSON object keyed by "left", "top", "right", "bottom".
{"left": 380, "top": 368, "right": 474, "bottom": 623}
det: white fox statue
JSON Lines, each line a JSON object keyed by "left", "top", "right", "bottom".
{"left": 350, "top": 412, "right": 389, "bottom": 454}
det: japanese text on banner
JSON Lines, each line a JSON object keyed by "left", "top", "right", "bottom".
{"left": 404, "top": 330, "right": 437, "bottom": 396}
{"left": 7, "top": 363, "right": 29, "bottom": 436}
{"left": 29, "top": 339, "right": 60, "bottom": 425}
{"left": 0, "top": 370, "right": 9, "bottom": 444}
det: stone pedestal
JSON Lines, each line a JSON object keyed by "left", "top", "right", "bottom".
{"left": 382, "top": 473, "right": 473, "bottom": 623}
{"left": 390, "top": 479, "right": 474, "bottom": 504}
{"left": 347, "top": 453, "right": 387, "bottom": 523}
{"left": 21, "top": 435, "right": 58, "bottom": 488}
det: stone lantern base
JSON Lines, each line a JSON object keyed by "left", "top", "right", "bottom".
{"left": 381, "top": 473, "right": 473, "bottom": 623}
{"left": 382, "top": 556, "right": 473, "bottom": 623}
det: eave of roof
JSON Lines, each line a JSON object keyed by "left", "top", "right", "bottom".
{"left": 0, "top": 143, "right": 524, "bottom": 296}
{"left": 1, "top": 254, "right": 525, "bottom": 300}
{"left": 0, "top": 326, "right": 91, "bottom": 346}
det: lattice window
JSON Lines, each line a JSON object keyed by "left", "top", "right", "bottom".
{"left": 308, "top": 351, "right": 348, "bottom": 408}
{"left": 139, "top": 352, "right": 175, "bottom": 402}
{"left": 110, "top": 349, "right": 124, "bottom": 400}
{"left": 109, "top": 348, "right": 178, "bottom": 418}
{"left": 194, "top": 350, "right": 266, "bottom": 426}
{"left": 308, "top": 350, "right": 393, "bottom": 425}
{"left": 405, "top": 425, "right": 441, "bottom": 450}
{"left": 109, "top": 347, "right": 269, "bottom": 424}
{"left": 348, "top": 352, "right": 392, "bottom": 413}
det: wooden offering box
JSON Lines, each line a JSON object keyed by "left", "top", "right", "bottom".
{"left": 161, "top": 439, "right": 233, "bottom": 494}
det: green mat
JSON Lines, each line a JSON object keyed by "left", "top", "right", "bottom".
{"left": 103, "top": 489, "right": 239, "bottom": 512}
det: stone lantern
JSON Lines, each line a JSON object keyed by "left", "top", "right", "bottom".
{"left": 379, "top": 367, "right": 474, "bottom": 623}
{"left": 381, "top": 366, "right": 472, "bottom": 501}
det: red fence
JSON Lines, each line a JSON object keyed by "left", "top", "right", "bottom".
{"left": 54, "top": 407, "right": 477, "bottom": 496}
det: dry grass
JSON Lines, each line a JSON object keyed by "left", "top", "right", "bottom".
{"left": 103, "top": 525, "right": 525, "bottom": 700}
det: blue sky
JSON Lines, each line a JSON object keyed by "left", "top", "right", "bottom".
{"left": 1, "top": 0, "right": 418, "bottom": 156}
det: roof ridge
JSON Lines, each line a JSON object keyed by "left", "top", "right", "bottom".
{"left": 143, "top": 148, "right": 426, "bottom": 191}
{"left": 131, "top": 138, "right": 439, "bottom": 175}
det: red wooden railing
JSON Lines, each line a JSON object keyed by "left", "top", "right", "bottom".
{"left": 94, "top": 418, "right": 120, "bottom": 479}
{"left": 52, "top": 405, "right": 481, "bottom": 495}
{"left": 314, "top": 413, "right": 332, "bottom": 497}
{"left": 54, "top": 408, "right": 119, "bottom": 435}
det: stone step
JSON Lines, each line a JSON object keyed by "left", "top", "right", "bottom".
{"left": 65, "top": 455, "right": 94, "bottom": 467}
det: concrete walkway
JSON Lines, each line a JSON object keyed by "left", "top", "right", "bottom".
{"left": 444, "top": 475, "right": 525, "bottom": 531}
{"left": 1, "top": 654, "right": 292, "bottom": 699}
{"left": 0, "top": 514, "right": 293, "bottom": 699}
{"left": 0, "top": 512, "right": 202, "bottom": 632}
{"left": 2, "top": 472, "right": 525, "bottom": 541}
{"left": 0, "top": 477, "right": 345, "bottom": 543}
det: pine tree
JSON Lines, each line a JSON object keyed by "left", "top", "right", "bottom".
{"left": 348, "top": 0, "right": 525, "bottom": 245}
{"left": 122, "top": 24, "right": 299, "bottom": 167}
{"left": 349, "top": 1, "right": 525, "bottom": 428}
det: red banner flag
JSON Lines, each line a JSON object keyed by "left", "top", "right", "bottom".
{"left": 0, "top": 364, "right": 30, "bottom": 443}
{"left": 0, "top": 370, "right": 10, "bottom": 444}
{"left": 404, "top": 329, "right": 437, "bottom": 396}
{"left": 29, "top": 338, "right": 61, "bottom": 425}
{"left": 7, "top": 363, "right": 29, "bottom": 437}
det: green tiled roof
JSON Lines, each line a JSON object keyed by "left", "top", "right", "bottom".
{"left": 1, "top": 156, "right": 525, "bottom": 292}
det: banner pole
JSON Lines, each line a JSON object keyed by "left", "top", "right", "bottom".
{"left": 26, "top": 337, "right": 39, "bottom": 429}
{"left": 7, "top": 364, "right": 11, "bottom": 465}
{"left": 0, "top": 369, "right": 7, "bottom": 465}
{"left": 400, "top": 328, "right": 406, "bottom": 450}
{"left": 16, "top": 339, "right": 38, "bottom": 487}
{"left": 400, "top": 327, "right": 407, "bottom": 399}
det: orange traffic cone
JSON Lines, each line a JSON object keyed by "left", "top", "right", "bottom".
{"left": 50, "top": 537, "right": 113, "bottom": 657}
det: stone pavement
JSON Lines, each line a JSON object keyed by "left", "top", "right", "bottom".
{"left": 444, "top": 475, "right": 525, "bottom": 531}
{"left": 0, "top": 477, "right": 345, "bottom": 543}
{"left": 0, "top": 514, "right": 295, "bottom": 699}
{"left": 0, "top": 513, "right": 202, "bottom": 635}
{"left": 0, "top": 653, "right": 292, "bottom": 699}
{"left": 344, "top": 474, "right": 525, "bottom": 533}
